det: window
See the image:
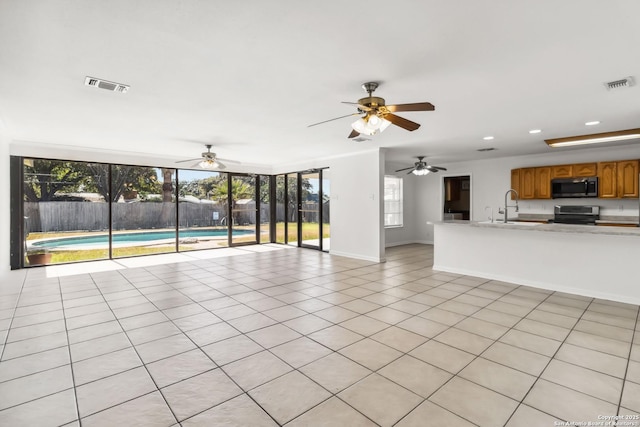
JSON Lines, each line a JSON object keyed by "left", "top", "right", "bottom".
{"left": 384, "top": 175, "right": 403, "bottom": 227}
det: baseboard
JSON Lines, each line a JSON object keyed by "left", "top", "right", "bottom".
{"left": 385, "top": 240, "right": 433, "bottom": 248}
{"left": 432, "top": 263, "right": 640, "bottom": 306}
{"left": 329, "top": 250, "right": 385, "bottom": 263}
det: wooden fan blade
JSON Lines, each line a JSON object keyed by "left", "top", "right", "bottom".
{"left": 348, "top": 129, "right": 360, "bottom": 139}
{"left": 384, "top": 113, "right": 421, "bottom": 131}
{"left": 386, "top": 102, "right": 435, "bottom": 112}
{"left": 341, "top": 102, "right": 372, "bottom": 112}
{"left": 175, "top": 158, "right": 202, "bottom": 163}
{"left": 406, "top": 169, "right": 415, "bottom": 175}
{"left": 428, "top": 166, "right": 447, "bottom": 171}
{"left": 308, "top": 113, "right": 361, "bottom": 127}
{"left": 395, "top": 166, "right": 415, "bottom": 172}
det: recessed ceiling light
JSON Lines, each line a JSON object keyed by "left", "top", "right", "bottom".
{"left": 483, "top": 136, "right": 494, "bottom": 141}
{"left": 585, "top": 121, "right": 600, "bottom": 126}
{"left": 529, "top": 129, "right": 542, "bottom": 134}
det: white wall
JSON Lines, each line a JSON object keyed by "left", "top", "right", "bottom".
{"left": 275, "top": 148, "right": 386, "bottom": 262}
{"left": 384, "top": 162, "right": 423, "bottom": 247}
{"left": 412, "top": 144, "right": 640, "bottom": 244}
{"left": 0, "top": 132, "right": 9, "bottom": 272}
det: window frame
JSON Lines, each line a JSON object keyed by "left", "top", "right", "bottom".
{"left": 384, "top": 175, "right": 404, "bottom": 228}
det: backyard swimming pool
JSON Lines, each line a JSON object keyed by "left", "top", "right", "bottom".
{"left": 30, "top": 229, "right": 253, "bottom": 249}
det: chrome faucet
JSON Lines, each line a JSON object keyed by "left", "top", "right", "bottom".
{"left": 498, "top": 189, "right": 519, "bottom": 223}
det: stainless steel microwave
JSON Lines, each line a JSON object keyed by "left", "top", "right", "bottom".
{"left": 551, "top": 177, "right": 598, "bottom": 198}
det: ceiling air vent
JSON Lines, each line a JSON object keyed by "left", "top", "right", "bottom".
{"left": 477, "top": 147, "right": 497, "bottom": 152}
{"left": 84, "top": 76, "right": 129, "bottom": 93}
{"left": 604, "top": 76, "right": 635, "bottom": 90}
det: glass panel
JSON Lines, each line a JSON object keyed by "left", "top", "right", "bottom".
{"left": 300, "top": 172, "right": 320, "bottom": 248}
{"left": 259, "top": 175, "right": 271, "bottom": 243}
{"left": 275, "top": 175, "right": 286, "bottom": 243}
{"left": 178, "top": 169, "right": 228, "bottom": 250}
{"left": 322, "top": 169, "right": 330, "bottom": 251}
{"left": 231, "top": 175, "right": 257, "bottom": 245}
{"left": 23, "top": 159, "right": 109, "bottom": 265}
{"left": 286, "top": 174, "right": 298, "bottom": 246}
{"left": 111, "top": 166, "right": 177, "bottom": 258}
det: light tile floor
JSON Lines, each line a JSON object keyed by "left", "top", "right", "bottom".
{"left": 1, "top": 243, "right": 639, "bottom": 426}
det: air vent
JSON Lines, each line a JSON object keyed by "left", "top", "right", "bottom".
{"left": 84, "top": 76, "right": 129, "bottom": 93}
{"left": 477, "top": 147, "right": 497, "bottom": 152}
{"left": 604, "top": 76, "right": 635, "bottom": 90}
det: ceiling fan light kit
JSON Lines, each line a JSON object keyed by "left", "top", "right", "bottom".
{"left": 545, "top": 128, "right": 640, "bottom": 148}
{"left": 351, "top": 114, "right": 392, "bottom": 135}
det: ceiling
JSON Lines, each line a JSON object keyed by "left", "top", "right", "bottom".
{"left": 1, "top": 0, "right": 639, "bottom": 169}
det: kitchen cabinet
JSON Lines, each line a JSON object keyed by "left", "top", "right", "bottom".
{"left": 598, "top": 160, "right": 639, "bottom": 198}
{"left": 617, "top": 160, "right": 639, "bottom": 198}
{"left": 520, "top": 168, "right": 536, "bottom": 199}
{"left": 510, "top": 169, "right": 520, "bottom": 200}
{"left": 598, "top": 162, "right": 617, "bottom": 198}
{"left": 551, "top": 165, "right": 573, "bottom": 178}
{"left": 534, "top": 167, "right": 552, "bottom": 199}
{"left": 445, "top": 179, "right": 460, "bottom": 201}
{"left": 573, "top": 163, "right": 597, "bottom": 177}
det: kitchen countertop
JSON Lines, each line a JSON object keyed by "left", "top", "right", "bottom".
{"left": 436, "top": 220, "right": 640, "bottom": 236}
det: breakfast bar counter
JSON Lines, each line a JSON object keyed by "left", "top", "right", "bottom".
{"left": 432, "top": 220, "right": 640, "bottom": 305}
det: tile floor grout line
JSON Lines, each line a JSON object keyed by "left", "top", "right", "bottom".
{"left": 57, "top": 275, "right": 83, "bottom": 427}
{"left": 0, "top": 271, "right": 29, "bottom": 362}
{"left": 501, "top": 297, "right": 597, "bottom": 426}
{"left": 77, "top": 272, "right": 182, "bottom": 426}
{"left": 616, "top": 306, "right": 640, "bottom": 415}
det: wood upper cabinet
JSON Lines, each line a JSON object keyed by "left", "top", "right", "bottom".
{"left": 617, "top": 160, "right": 639, "bottom": 198}
{"left": 551, "top": 165, "right": 573, "bottom": 178}
{"left": 445, "top": 179, "right": 461, "bottom": 201}
{"left": 573, "top": 163, "right": 597, "bottom": 177}
{"left": 520, "top": 168, "right": 536, "bottom": 199}
{"left": 534, "top": 167, "right": 552, "bottom": 199}
{"left": 598, "top": 162, "right": 617, "bottom": 198}
{"left": 510, "top": 169, "right": 521, "bottom": 200}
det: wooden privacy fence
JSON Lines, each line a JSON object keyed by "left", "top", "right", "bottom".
{"left": 24, "top": 202, "right": 270, "bottom": 233}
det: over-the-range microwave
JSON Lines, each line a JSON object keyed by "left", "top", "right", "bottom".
{"left": 551, "top": 177, "right": 598, "bottom": 198}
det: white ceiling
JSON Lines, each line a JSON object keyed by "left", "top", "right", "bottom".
{"left": 1, "top": 0, "right": 639, "bottom": 169}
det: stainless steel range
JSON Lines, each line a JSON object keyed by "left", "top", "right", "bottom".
{"left": 552, "top": 205, "right": 600, "bottom": 225}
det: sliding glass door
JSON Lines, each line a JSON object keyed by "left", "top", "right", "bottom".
{"left": 229, "top": 174, "right": 258, "bottom": 246}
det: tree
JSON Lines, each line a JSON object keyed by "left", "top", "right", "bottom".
{"left": 211, "top": 177, "right": 254, "bottom": 225}
{"left": 24, "top": 159, "right": 88, "bottom": 202}
{"left": 86, "top": 164, "right": 160, "bottom": 202}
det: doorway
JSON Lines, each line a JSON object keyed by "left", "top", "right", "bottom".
{"left": 443, "top": 175, "right": 471, "bottom": 220}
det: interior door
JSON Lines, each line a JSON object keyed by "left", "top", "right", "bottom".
{"left": 229, "top": 174, "right": 258, "bottom": 246}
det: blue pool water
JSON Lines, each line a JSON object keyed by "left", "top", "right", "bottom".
{"left": 32, "top": 229, "right": 252, "bottom": 249}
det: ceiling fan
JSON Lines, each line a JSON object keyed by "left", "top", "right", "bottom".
{"left": 175, "top": 145, "right": 239, "bottom": 170}
{"left": 396, "top": 156, "right": 447, "bottom": 176}
{"left": 308, "top": 82, "right": 435, "bottom": 139}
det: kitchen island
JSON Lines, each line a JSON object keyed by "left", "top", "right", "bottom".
{"left": 433, "top": 220, "right": 640, "bottom": 305}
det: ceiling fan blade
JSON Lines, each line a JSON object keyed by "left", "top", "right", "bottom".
{"left": 341, "top": 102, "right": 372, "bottom": 112}
{"left": 395, "top": 166, "right": 415, "bottom": 172}
{"left": 428, "top": 166, "right": 447, "bottom": 171}
{"left": 217, "top": 157, "right": 241, "bottom": 164}
{"left": 175, "top": 158, "right": 202, "bottom": 163}
{"left": 384, "top": 113, "right": 421, "bottom": 131}
{"left": 348, "top": 129, "right": 360, "bottom": 139}
{"left": 308, "top": 113, "right": 362, "bottom": 128}
{"left": 386, "top": 102, "right": 435, "bottom": 112}
{"left": 406, "top": 169, "right": 415, "bottom": 175}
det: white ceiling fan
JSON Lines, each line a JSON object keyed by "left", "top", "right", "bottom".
{"left": 175, "top": 144, "right": 239, "bottom": 170}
